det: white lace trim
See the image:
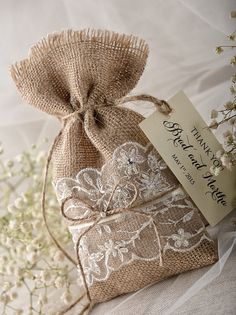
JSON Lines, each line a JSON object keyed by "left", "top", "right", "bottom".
{"left": 54, "top": 142, "right": 177, "bottom": 214}
{"left": 53, "top": 141, "right": 213, "bottom": 286}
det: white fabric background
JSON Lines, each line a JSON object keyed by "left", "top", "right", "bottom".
{"left": 0, "top": 1, "right": 236, "bottom": 314}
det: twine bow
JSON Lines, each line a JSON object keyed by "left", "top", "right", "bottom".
{"left": 41, "top": 94, "right": 173, "bottom": 315}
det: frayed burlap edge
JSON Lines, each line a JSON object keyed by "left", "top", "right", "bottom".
{"left": 10, "top": 28, "right": 149, "bottom": 88}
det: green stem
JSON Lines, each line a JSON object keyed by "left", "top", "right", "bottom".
{"left": 5, "top": 304, "right": 19, "bottom": 312}
{"left": 218, "top": 113, "right": 236, "bottom": 126}
{"left": 23, "top": 279, "right": 31, "bottom": 293}
{"left": 218, "top": 45, "right": 236, "bottom": 48}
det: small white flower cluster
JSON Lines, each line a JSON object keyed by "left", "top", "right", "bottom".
{"left": 211, "top": 18, "right": 236, "bottom": 173}
{"left": 0, "top": 141, "right": 77, "bottom": 314}
{"left": 209, "top": 104, "right": 236, "bottom": 174}
{"left": 209, "top": 149, "right": 231, "bottom": 175}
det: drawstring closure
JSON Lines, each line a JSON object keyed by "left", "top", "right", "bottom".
{"left": 41, "top": 94, "right": 173, "bottom": 315}
{"left": 61, "top": 94, "right": 173, "bottom": 123}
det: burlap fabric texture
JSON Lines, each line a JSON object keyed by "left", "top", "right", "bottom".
{"left": 11, "top": 29, "right": 218, "bottom": 313}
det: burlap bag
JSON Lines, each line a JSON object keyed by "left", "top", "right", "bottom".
{"left": 11, "top": 29, "right": 218, "bottom": 313}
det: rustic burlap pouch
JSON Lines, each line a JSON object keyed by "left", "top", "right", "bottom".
{"left": 11, "top": 29, "right": 218, "bottom": 314}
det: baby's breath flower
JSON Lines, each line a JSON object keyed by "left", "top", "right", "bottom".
{"left": 230, "top": 85, "right": 236, "bottom": 94}
{"left": 36, "top": 150, "right": 46, "bottom": 163}
{"left": 26, "top": 252, "right": 38, "bottom": 264}
{"left": 1, "top": 254, "right": 8, "bottom": 263}
{"left": 14, "top": 268, "right": 24, "bottom": 278}
{"left": 31, "top": 144, "right": 37, "bottom": 150}
{"left": 210, "top": 165, "right": 221, "bottom": 176}
{"left": 1, "top": 266, "right": 6, "bottom": 273}
{"left": 229, "top": 117, "right": 236, "bottom": 125}
{"left": 6, "top": 237, "right": 15, "bottom": 247}
{"left": 21, "top": 192, "right": 29, "bottom": 203}
{"left": 6, "top": 264, "right": 16, "bottom": 275}
{"left": 0, "top": 141, "right": 75, "bottom": 313}
{"left": 216, "top": 149, "right": 224, "bottom": 158}
{"left": 223, "top": 130, "right": 233, "bottom": 138}
{"left": 209, "top": 119, "right": 219, "bottom": 129}
{"left": 9, "top": 219, "right": 18, "bottom": 229}
{"left": 33, "top": 174, "right": 41, "bottom": 183}
{"left": 16, "top": 243, "right": 25, "bottom": 255}
{"left": 20, "top": 221, "right": 31, "bottom": 233}
{"left": 0, "top": 293, "right": 11, "bottom": 304}
{"left": 224, "top": 101, "right": 234, "bottom": 110}
{"left": 37, "top": 293, "right": 48, "bottom": 305}
{"left": 14, "top": 280, "right": 23, "bottom": 288}
{"left": 15, "top": 154, "right": 24, "bottom": 162}
{"left": 33, "top": 272, "right": 43, "bottom": 286}
{"left": 14, "top": 197, "right": 24, "bottom": 209}
{"left": 230, "top": 56, "right": 236, "bottom": 66}
{"left": 5, "top": 159, "right": 14, "bottom": 168}
{"left": 26, "top": 243, "right": 37, "bottom": 253}
{"left": 53, "top": 251, "right": 65, "bottom": 262}
{"left": 49, "top": 248, "right": 57, "bottom": 258}
{"left": 31, "top": 236, "right": 42, "bottom": 246}
{"left": 215, "top": 46, "right": 223, "bottom": 54}
{"left": 221, "top": 153, "right": 231, "bottom": 167}
{"left": 25, "top": 271, "right": 35, "bottom": 280}
{"left": 210, "top": 109, "right": 218, "bottom": 118}
{"left": 60, "top": 290, "right": 73, "bottom": 305}
{"left": 0, "top": 295, "right": 5, "bottom": 303}
{"left": 54, "top": 276, "right": 64, "bottom": 289}
{"left": 228, "top": 34, "right": 235, "bottom": 41}
{"left": 40, "top": 270, "right": 51, "bottom": 282}
{"left": 10, "top": 291, "right": 18, "bottom": 300}
{"left": 0, "top": 234, "right": 6, "bottom": 244}
{"left": 230, "top": 10, "right": 236, "bottom": 18}
{"left": 32, "top": 220, "right": 41, "bottom": 230}
{"left": 7, "top": 204, "right": 18, "bottom": 214}
{"left": 7, "top": 171, "right": 13, "bottom": 178}
{"left": 2, "top": 281, "right": 12, "bottom": 291}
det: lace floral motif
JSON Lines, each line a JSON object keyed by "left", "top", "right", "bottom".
{"left": 72, "top": 215, "right": 162, "bottom": 285}
{"left": 54, "top": 142, "right": 213, "bottom": 286}
{"left": 54, "top": 142, "right": 178, "bottom": 215}
{"left": 115, "top": 145, "right": 146, "bottom": 175}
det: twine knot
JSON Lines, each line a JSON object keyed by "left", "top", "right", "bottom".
{"left": 61, "top": 108, "right": 85, "bottom": 122}
{"left": 61, "top": 97, "right": 115, "bottom": 122}
{"left": 61, "top": 94, "right": 173, "bottom": 122}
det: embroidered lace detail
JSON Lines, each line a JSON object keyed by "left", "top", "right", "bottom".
{"left": 73, "top": 215, "right": 162, "bottom": 285}
{"left": 54, "top": 142, "right": 178, "bottom": 216}
{"left": 53, "top": 141, "right": 213, "bottom": 286}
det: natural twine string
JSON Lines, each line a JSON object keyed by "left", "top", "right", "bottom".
{"left": 41, "top": 94, "right": 173, "bottom": 315}
{"left": 60, "top": 177, "right": 165, "bottom": 311}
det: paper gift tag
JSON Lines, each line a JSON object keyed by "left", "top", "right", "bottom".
{"left": 139, "top": 90, "right": 236, "bottom": 226}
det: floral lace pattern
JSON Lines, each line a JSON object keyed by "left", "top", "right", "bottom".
{"left": 54, "top": 142, "right": 213, "bottom": 286}
{"left": 54, "top": 142, "right": 178, "bottom": 216}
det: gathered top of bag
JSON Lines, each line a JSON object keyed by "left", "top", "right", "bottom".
{"left": 11, "top": 29, "right": 149, "bottom": 118}
{"left": 10, "top": 29, "right": 155, "bottom": 181}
